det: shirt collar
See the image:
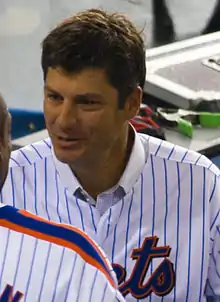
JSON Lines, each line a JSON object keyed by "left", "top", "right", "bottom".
{"left": 52, "top": 148, "right": 81, "bottom": 194}
{"left": 52, "top": 124, "right": 147, "bottom": 196}
{"left": 117, "top": 124, "right": 146, "bottom": 194}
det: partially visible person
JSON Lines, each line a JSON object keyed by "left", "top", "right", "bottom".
{"left": 0, "top": 94, "right": 124, "bottom": 301}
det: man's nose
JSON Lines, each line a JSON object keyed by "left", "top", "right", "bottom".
{"left": 57, "top": 100, "right": 78, "bottom": 131}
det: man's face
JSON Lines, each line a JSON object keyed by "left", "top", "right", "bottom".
{"left": 0, "top": 111, "right": 11, "bottom": 190}
{"left": 44, "top": 67, "right": 140, "bottom": 167}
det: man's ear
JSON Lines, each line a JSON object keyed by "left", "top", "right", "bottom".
{"left": 124, "top": 86, "right": 142, "bottom": 120}
{"left": 0, "top": 147, "right": 2, "bottom": 163}
{"left": 0, "top": 144, "right": 3, "bottom": 160}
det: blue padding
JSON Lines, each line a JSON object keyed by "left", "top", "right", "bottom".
{"left": 211, "top": 155, "right": 220, "bottom": 168}
{"left": 9, "top": 108, "right": 45, "bottom": 140}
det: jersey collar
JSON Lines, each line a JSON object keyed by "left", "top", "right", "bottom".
{"left": 117, "top": 124, "right": 146, "bottom": 194}
{"left": 52, "top": 148, "right": 81, "bottom": 194}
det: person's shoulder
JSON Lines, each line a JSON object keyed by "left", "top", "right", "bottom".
{"left": 139, "top": 133, "right": 220, "bottom": 177}
{"left": 0, "top": 203, "right": 117, "bottom": 288}
{"left": 9, "top": 137, "right": 53, "bottom": 168}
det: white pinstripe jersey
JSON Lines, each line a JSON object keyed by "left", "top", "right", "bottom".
{"left": 0, "top": 204, "right": 124, "bottom": 302}
{"left": 1, "top": 131, "right": 220, "bottom": 301}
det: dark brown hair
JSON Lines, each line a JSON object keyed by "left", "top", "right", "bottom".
{"left": 41, "top": 9, "right": 146, "bottom": 108}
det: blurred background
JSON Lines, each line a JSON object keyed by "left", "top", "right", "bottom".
{"left": 0, "top": 0, "right": 220, "bottom": 111}
{"left": 2, "top": 0, "right": 220, "bottom": 169}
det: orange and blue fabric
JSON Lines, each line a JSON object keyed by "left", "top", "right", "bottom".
{"left": 0, "top": 205, "right": 116, "bottom": 288}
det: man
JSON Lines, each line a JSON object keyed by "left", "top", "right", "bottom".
{"left": 0, "top": 96, "right": 125, "bottom": 301}
{"left": 1, "top": 8, "right": 220, "bottom": 301}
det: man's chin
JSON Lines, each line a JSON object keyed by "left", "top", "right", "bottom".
{"left": 53, "top": 146, "right": 84, "bottom": 165}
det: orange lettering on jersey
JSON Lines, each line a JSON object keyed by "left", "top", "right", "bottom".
{"left": 112, "top": 236, "right": 175, "bottom": 299}
{"left": 0, "top": 284, "right": 23, "bottom": 302}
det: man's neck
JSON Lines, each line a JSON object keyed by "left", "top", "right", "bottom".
{"left": 70, "top": 128, "right": 134, "bottom": 200}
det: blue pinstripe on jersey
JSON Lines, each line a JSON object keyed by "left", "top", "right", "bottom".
{"left": 163, "top": 159, "right": 168, "bottom": 246}
{"left": 105, "top": 208, "right": 112, "bottom": 241}
{"left": 51, "top": 248, "right": 65, "bottom": 301}
{"left": 55, "top": 171, "right": 62, "bottom": 223}
{"left": 210, "top": 175, "right": 217, "bottom": 203}
{"left": 0, "top": 229, "right": 10, "bottom": 289}
{"left": 150, "top": 156, "right": 156, "bottom": 240}
{"left": 206, "top": 279, "right": 215, "bottom": 296}
{"left": 33, "top": 163, "right": 38, "bottom": 215}
{"left": 75, "top": 197, "right": 85, "bottom": 231}
{"left": 64, "top": 188, "right": 72, "bottom": 224}
{"left": 76, "top": 262, "right": 86, "bottom": 302}
{"left": 138, "top": 173, "right": 143, "bottom": 249}
{"left": 208, "top": 162, "right": 214, "bottom": 170}
{"left": 167, "top": 146, "right": 175, "bottom": 160}
{"left": 181, "top": 150, "right": 188, "bottom": 163}
{"left": 194, "top": 154, "right": 202, "bottom": 165}
{"left": 38, "top": 243, "right": 52, "bottom": 301}
{"left": 115, "top": 291, "right": 123, "bottom": 302}
{"left": 161, "top": 159, "right": 168, "bottom": 302}
{"left": 63, "top": 253, "right": 78, "bottom": 301}
{"left": 199, "top": 168, "right": 206, "bottom": 301}
{"left": 43, "top": 139, "right": 52, "bottom": 149}
{"left": 31, "top": 144, "right": 43, "bottom": 159}
{"left": 101, "top": 281, "right": 108, "bottom": 302}
{"left": 44, "top": 157, "right": 50, "bottom": 220}
{"left": 124, "top": 189, "right": 134, "bottom": 271}
{"left": 111, "top": 199, "right": 125, "bottom": 263}
{"left": 173, "top": 162, "right": 181, "bottom": 302}
{"left": 150, "top": 155, "right": 156, "bottom": 302}
{"left": 24, "top": 239, "right": 38, "bottom": 302}
{"left": 154, "top": 140, "right": 162, "bottom": 156}
{"left": 211, "top": 228, "right": 220, "bottom": 278}
{"left": 12, "top": 234, "right": 25, "bottom": 288}
{"left": 9, "top": 156, "right": 21, "bottom": 167}
{"left": 89, "top": 269, "right": 98, "bottom": 302}
{"left": 22, "top": 167, "right": 26, "bottom": 209}
{"left": 10, "top": 168, "right": 15, "bottom": 208}
{"left": 211, "top": 208, "right": 220, "bottom": 231}
{"left": 137, "top": 173, "right": 144, "bottom": 302}
{"left": 19, "top": 149, "right": 31, "bottom": 165}
{"left": 186, "top": 164, "right": 193, "bottom": 301}
{"left": 31, "top": 146, "right": 41, "bottom": 216}
{"left": 89, "top": 205, "right": 97, "bottom": 233}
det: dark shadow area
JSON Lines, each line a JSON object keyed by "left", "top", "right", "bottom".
{"left": 152, "top": 0, "right": 220, "bottom": 47}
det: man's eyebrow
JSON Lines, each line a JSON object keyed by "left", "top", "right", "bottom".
{"left": 75, "top": 93, "right": 104, "bottom": 100}
{"left": 44, "top": 86, "right": 104, "bottom": 100}
{"left": 44, "top": 85, "right": 60, "bottom": 93}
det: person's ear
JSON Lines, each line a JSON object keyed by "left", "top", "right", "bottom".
{"left": 124, "top": 86, "right": 142, "bottom": 120}
{"left": 0, "top": 145, "right": 2, "bottom": 160}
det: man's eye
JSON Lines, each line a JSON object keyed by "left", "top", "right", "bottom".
{"left": 78, "top": 99, "right": 99, "bottom": 105}
{"left": 47, "top": 93, "right": 63, "bottom": 102}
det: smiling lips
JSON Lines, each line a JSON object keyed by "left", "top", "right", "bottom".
{"left": 56, "top": 135, "right": 85, "bottom": 147}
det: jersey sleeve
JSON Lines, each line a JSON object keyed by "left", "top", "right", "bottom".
{"left": 0, "top": 205, "right": 124, "bottom": 300}
{"left": 205, "top": 173, "right": 220, "bottom": 299}
{"left": 83, "top": 240, "right": 125, "bottom": 301}
{"left": 85, "top": 267, "right": 125, "bottom": 302}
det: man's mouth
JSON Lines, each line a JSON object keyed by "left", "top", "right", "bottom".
{"left": 57, "top": 135, "right": 83, "bottom": 141}
{"left": 55, "top": 136, "right": 85, "bottom": 148}
{"left": 58, "top": 136, "right": 80, "bottom": 141}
